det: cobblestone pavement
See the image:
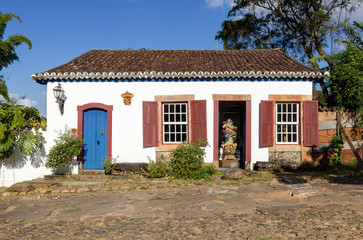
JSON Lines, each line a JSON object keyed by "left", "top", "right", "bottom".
{"left": 0, "top": 176, "right": 362, "bottom": 239}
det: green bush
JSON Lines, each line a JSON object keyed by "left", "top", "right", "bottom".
{"left": 204, "top": 164, "right": 217, "bottom": 175}
{"left": 45, "top": 128, "right": 83, "bottom": 174}
{"left": 342, "top": 159, "right": 361, "bottom": 171}
{"left": 330, "top": 135, "right": 345, "bottom": 167}
{"left": 146, "top": 155, "right": 171, "bottom": 178}
{"left": 169, "top": 139, "right": 213, "bottom": 180}
{"left": 102, "top": 156, "right": 117, "bottom": 175}
{"left": 145, "top": 140, "right": 215, "bottom": 180}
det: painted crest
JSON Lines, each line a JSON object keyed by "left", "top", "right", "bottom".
{"left": 121, "top": 91, "right": 134, "bottom": 105}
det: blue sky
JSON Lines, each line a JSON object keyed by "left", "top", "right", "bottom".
{"left": 1, "top": 0, "right": 362, "bottom": 116}
{"left": 1, "top": 0, "right": 233, "bottom": 115}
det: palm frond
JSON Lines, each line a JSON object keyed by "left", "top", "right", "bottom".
{"left": 0, "top": 79, "right": 9, "bottom": 102}
{"left": 0, "top": 131, "right": 16, "bottom": 160}
{"left": 309, "top": 54, "right": 339, "bottom": 64}
{"left": 342, "top": 22, "right": 363, "bottom": 49}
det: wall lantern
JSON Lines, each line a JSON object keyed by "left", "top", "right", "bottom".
{"left": 53, "top": 83, "right": 65, "bottom": 115}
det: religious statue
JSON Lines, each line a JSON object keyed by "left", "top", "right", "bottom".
{"left": 221, "top": 119, "right": 238, "bottom": 161}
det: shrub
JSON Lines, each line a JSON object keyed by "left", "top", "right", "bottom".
{"left": 145, "top": 139, "right": 215, "bottom": 180}
{"left": 330, "top": 135, "right": 345, "bottom": 167}
{"left": 204, "top": 164, "right": 217, "bottom": 175}
{"left": 45, "top": 128, "right": 83, "bottom": 174}
{"left": 169, "top": 139, "right": 213, "bottom": 180}
{"left": 102, "top": 156, "right": 118, "bottom": 175}
{"left": 146, "top": 155, "right": 171, "bottom": 178}
{"left": 342, "top": 159, "right": 361, "bottom": 171}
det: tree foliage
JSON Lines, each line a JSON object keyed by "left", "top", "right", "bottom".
{"left": 215, "top": 0, "right": 361, "bottom": 98}
{"left": 0, "top": 12, "right": 45, "bottom": 161}
{"left": 0, "top": 12, "right": 32, "bottom": 71}
{"left": 310, "top": 21, "right": 363, "bottom": 111}
{"left": 0, "top": 100, "right": 46, "bottom": 160}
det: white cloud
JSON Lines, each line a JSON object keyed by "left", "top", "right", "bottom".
{"left": 9, "top": 93, "right": 38, "bottom": 107}
{"left": 206, "top": 0, "right": 234, "bottom": 8}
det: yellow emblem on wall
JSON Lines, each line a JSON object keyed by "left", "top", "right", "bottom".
{"left": 121, "top": 91, "right": 134, "bottom": 105}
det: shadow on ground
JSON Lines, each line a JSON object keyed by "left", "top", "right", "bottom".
{"left": 272, "top": 170, "right": 363, "bottom": 185}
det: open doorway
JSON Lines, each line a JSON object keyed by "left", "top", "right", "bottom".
{"left": 218, "top": 101, "right": 246, "bottom": 169}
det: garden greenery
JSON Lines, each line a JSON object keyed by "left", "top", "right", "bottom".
{"left": 330, "top": 135, "right": 345, "bottom": 167}
{"left": 147, "top": 155, "right": 171, "bottom": 178}
{"left": 102, "top": 156, "right": 117, "bottom": 175}
{"left": 146, "top": 139, "right": 216, "bottom": 180}
{"left": 45, "top": 128, "right": 83, "bottom": 174}
{"left": 0, "top": 12, "right": 46, "bottom": 160}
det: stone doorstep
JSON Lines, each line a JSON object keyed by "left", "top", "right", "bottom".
{"left": 254, "top": 161, "right": 280, "bottom": 171}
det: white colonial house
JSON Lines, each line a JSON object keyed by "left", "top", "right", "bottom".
{"left": 1, "top": 49, "right": 328, "bottom": 186}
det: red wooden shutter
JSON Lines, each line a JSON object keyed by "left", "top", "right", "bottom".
{"left": 260, "top": 100, "right": 274, "bottom": 147}
{"left": 143, "top": 101, "right": 158, "bottom": 147}
{"left": 191, "top": 100, "right": 207, "bottom": 142}
{"left": 303, "top": 100, "right": 319, "bottom": 146}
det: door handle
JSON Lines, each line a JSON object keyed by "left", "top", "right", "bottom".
{"left": 97, "top": 140, "right": 100, "bottom": 145}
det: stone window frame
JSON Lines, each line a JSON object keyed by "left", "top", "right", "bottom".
{"left": 155, "top": 95, "right": 194, "bottom": 151}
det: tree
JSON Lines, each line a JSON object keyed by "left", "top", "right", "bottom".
{"left": 0, "top": 12, "right": 45, "bottom": 161}
{"left": 311, "top": 21, "right": 363, "bottom": 168}
{"left": 310, "top": 21, "right": 363, "bottom": 110}
{"left": 0, "top": 12, "right": 32, "bottom": 71}
{"left": 215, "top": 0, "right": 361, "bottom": 99}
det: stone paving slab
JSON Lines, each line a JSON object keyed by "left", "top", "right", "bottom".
{"left": 0, "top": 176, "right": 362, "bottom": 239}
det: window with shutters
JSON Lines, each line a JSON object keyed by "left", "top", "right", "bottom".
{"left": 276, "top": 102, "right": 299, "bottom": 144}
{"left": 143, "top": 95, "right": 207, "bottom": 148}
{"left": 163, "top": 102, "right": 188, "bottom": 143}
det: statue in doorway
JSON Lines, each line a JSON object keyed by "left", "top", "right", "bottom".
{"left": 221, "top": 119, "right": 238, "bottom": 160}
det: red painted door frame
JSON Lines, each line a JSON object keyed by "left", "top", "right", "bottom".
{"left": 77, "top": 103, "right": 113, "bottom": 159}
{"left": 213, "top": 100, "right": 251, "bottom": 164}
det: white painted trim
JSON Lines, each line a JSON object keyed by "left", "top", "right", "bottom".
{"left": 313, "top": 140, "right": 363, "bottom": 153}
{"left": 319, "top": 119, "right": 357, "bottom": 130}
{"left": 31, "top": 70, "right": 329, "bottom": 80}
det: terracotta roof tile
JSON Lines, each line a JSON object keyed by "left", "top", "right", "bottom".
{"left": 32, "top": 49, "right": 328, "bottom": 80}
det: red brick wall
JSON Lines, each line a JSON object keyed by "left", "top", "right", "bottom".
{"left": 314, "top": 109, "right": 363, "bottom": 163}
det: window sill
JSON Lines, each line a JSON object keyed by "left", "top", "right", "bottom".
{"left": 156, "top": 144, "right": 182, "bottom": 151}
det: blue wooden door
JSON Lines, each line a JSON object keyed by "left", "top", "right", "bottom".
{"left": 83, "top": 109, "right": 107, "bottom": 169}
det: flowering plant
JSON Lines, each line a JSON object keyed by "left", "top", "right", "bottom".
{"left": 45, "top": 128, "right": 83, "bottom": 174}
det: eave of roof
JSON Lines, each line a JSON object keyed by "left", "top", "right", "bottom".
{"left": 31, "top": 49, "right": 329, "bottom": 81}
{"left": 31, "top": 70, "right": 329, "bottom": 81}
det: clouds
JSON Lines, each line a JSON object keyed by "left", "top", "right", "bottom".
{"left": 205, "top": 0, "right": 234, "bottom": 8}
{"left": 9, "top": 93, "right": 38, "bottom": 108}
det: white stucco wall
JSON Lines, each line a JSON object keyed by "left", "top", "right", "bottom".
{"left": 0, "top": 130, "right": 52, "bottom": 187}
{"left": 46, "top": 80, "right": 313, "bottom": 167}
{"left": 1, "top": 79, "right": 312, "bottom": 186}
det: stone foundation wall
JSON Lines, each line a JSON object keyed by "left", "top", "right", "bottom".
{"left": 269, "top": 151, "right": 301, "bottom": 168}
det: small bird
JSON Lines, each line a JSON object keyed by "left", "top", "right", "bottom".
{"left": 289, "top": 190, "right": 294, "bottom": 197}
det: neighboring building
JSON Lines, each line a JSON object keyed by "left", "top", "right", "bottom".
{"left": 1, "top": 48, "right": 328, "bottom": 186}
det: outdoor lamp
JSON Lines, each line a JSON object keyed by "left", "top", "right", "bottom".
{"left": 53, "top": 83, "right": 65, "bottom": 115}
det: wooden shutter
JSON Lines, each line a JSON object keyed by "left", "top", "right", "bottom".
{"left": 143, "top": 101, "right": 158, "bottom": 147}
{"left": 260, "top": 100, "right": 274, "bottom": 147}
{"left": 303, "top": 100, "right": 319, "bottom": 146}
{"left": 191, "top": 100, "right": 207, "bottom": 142}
